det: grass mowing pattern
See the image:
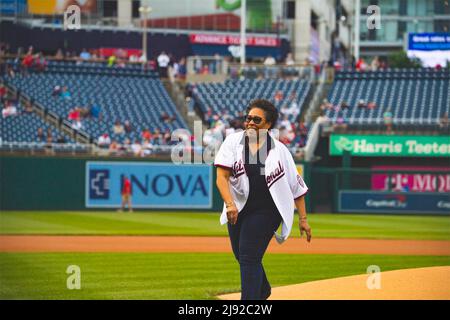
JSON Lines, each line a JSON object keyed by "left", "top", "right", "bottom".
{"left": 1, "top": 211, "right": 450, "bottom": 240}
{"left": 0, "top": 253, "right": 449, "bottom": 299}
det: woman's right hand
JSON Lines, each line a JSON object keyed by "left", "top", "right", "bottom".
{"left": 226, "top": 203, "right": 239, "bottom": 225}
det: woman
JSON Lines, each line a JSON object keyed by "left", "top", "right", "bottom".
{"left": 214, "top": 99, "right": 312, "bottom": 300}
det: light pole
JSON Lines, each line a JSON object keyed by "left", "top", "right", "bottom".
{"left": 139, "top": 4, "right": 152, "bottom": 62}
{"left": 240, "top": 0, "right": 246, "bottom": 65}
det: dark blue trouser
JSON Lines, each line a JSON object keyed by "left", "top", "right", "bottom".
{"left": 228, "top": 210, "right": 282, "bottom": 300}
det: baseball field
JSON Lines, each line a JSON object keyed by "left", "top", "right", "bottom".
{"left": 1, "top": 211, "right": 449, "bottom": 300}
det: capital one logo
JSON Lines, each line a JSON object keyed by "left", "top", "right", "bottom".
{"left": 64, "top": 5, "right": 81, "bottom": 30}
{"left": 367, "top": 5, "right": 381, "bottom": 30}
{"left": 89, "top": 169, "right": 110, "bottom": 199}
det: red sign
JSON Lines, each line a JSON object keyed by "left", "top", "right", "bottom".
{"left": 189, "top": 34, "right": 280, "bottom": 47}
{"left": 372, "top": 166, "right": 450, "bottom": 193}
{"left": 99, "top": 48, "right": 142, "bottom": 58}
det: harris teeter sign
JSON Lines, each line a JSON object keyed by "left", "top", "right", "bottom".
{"left": 330, "top": 135, "right": 450, "bottom": 157}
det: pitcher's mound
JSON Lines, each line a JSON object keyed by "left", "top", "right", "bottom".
{"left": 218, "top": 266, "right": 450, "bottom": 300}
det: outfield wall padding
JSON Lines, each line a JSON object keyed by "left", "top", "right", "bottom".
{"left": 0, "top": 156, "right": 224, "bottom": 211}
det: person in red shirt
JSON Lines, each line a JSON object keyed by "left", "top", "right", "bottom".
{"left": 119, "top": 175, "right": 133, "bottom": 212}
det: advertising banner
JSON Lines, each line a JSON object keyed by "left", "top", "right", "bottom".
{"left": 28, "top": 0, "right": 96, "bottom": 14}
{"left": 371, "top": 166, "right": 450, "bottom": 193}
{"left": 407, "top": 32, "right": 450, "bottom": 67}
{"left": 189, "top": 34, "right": 280, "bottom": 47}
{"left": 330, "top": 135, "right": 450, "bottom": 157}
{"left": 86, "top": 162, "right": 212, "bottom": 209}
{"left": 338, "top": 191, "right": 450, "bottom": 214}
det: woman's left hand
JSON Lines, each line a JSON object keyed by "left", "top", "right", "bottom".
{"left": 299, "top": 219, "right": 312, "bottom": 242}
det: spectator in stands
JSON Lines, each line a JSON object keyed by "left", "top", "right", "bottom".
{"left": 383, "top": 108, "right": 393, "bottom": 134}
{"left": 21, "top": 52, "right": 34, "bottom": 75}
{"left": 6, "top": 64, "right": 15, "bottom": 78}
{"left": 177, "top": 57, "right": 187, "bottom": 80}
{"left": 107, "top": 55, "right": 116, "bottom": 67}
{"left": 98, "top": 133, "right": 111, "bottom": 148}
{"left": 334, "top": 115, "right": 348, "bottom": 131}
{"left": 109, "top": 140, "right": 119, "bottom": 155}
{"left": 340, "top": 101, "right": 350, "bottom": 110}
{"left": 357, "top": 99, "right": 366, "bottom": 109}
{"left": 370, "top": 56, "right": 380, "bottom": 71}
{"left": 316, "top": 111, "right": 330, "bottom": 127}
{"left": 355, "top": 58, "right": 368, "bottom": 71}
{"left": 160, "top": 112, "right": 175, "bottom": 123}
{"left": 274, "top": 90, "right": 284, "bottom": 103}
{"left": 163, "top": 129, "right": 171, "bottom": 145}
{"left": 120, "top": 138, "right": 131, "bottom": 154}
{"left": 124, "top": 120, "right": 133, "bottom": 133}
{"left": 203, "top": 127, "right": 215, "bottom": 147}
{"left": 68, "top": 107, "right": 83, "bottom": 130}
{"left": 157, "top": 51, "right": 170, "bottom": 78}
{"left": 36, "top": 127, "right": 45, "bottom": 142}
{"left": 152, "top": 128, "right": 163, "bottom": 145}
{"left": 52, "top": 85, "right": 62, "bottom": 97}
{"left": 129, "top": 54, "right": 139, "bottom": 63}
{"left": 2, "top": 100, "right": 18, "bottom": 118}
{"left": 285, "top": 52, "right": 295, "bottom": 66}
{"left": 138, "top": 52, "right": 147, "bottom": 63}
{"left": 221, "top": 109, "right": 233, "bottom": 124}
{"left": 439, "top": 112, "right": 449, "bottom": 133}
{"left": 200, "top": 65, "right": 210, "bottom": 74}
{"left": 320, "top": 98, "right": 333, "bottom": 112}
{"left": 279, "top": 115, "right": 291, "bottom": 130}
{"left": 367, "top": 101, "right": 377, "bottom": 110}
{"left": 292, "top": 121, "right": 308, "bottom": 148}
{"left": 131, "top": 140, "right": 143, "bottom": 157}
{"left": 55, "top": 48, "right": 64, "bottom": 60}
{"left": 142, "top": 139, "right": 154, "bottom": 155}
{"left": 0, "top": 84, "right": 6, "bottom": 100}
{"left": 282, "top": 99, "right": 300, "bottom": 120}
{"left": 264, "top": 55, "right": 276, "bottom": 66}
{"left": 23, "top": 100, "right": 33, "bottom": 114}
{"left": 264, "top": 55, "right": 277, "bottom": 78}
{"left": 89, "top": 104, "right": 102, "bottom": 120}
{"left": 194, "top": 56, "right": 202, "bottom": 74}
{"left": 80, "top": 48, "right": 91, "bottom": 61}
{"left": 34, "top": 53, "right": 47, "bottom": 72}
{"left": 279, "top": 125, "right": 295, "bottom": 145}
{"left": 60, "top": 86, "right": 71, "bottom": 100}
{"left": 113, "top": 120, "right": 125, "bottom": 135}
{"left": 78, "top": 106, "right": 90, "bottom": 119}
{"left": 142, "top": 128, "right": 152, "bottom": 141}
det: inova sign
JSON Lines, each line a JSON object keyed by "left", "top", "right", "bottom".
{"left": 330, "top": 135, "right": 450, "bottom": 157}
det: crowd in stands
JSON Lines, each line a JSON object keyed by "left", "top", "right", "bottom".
{"left": 199, "top": 88, "right": 310, "bottom": 151}
{"left": 95, "top": 125, "right": 190, "bottom": 157}
{"left": 2, "top": 41, "right": 448, "bottom": 156}
{"left": 1, "top": 43, "right": 187, "bottom": 81}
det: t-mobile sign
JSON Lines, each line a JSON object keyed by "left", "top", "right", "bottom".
{"left": 372, "top": 166, "right": 450, "bottom": 193}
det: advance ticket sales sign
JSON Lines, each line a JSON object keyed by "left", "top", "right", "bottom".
{"left": 86, "top": 162, "right": 212, "bottom": 209}
{"left": 330, "top": 135, "right": 450, "bottom": 157}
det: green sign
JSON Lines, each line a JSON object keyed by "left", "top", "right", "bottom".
{"left": 330, "top": 135, "right": 450, "bottom": 157}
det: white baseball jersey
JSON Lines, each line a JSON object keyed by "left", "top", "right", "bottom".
{"left": 214, "top": 131, "right": 308, "bottom": 244}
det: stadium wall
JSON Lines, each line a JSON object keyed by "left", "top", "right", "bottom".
{"left": 0, "top": 21, "right": 291, "bottom": 60}
{"left": 0, "top": 156, "right": 224, "bottom": 211}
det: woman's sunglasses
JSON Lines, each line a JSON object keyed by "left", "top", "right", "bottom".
{"left": 245, "top": 115, "right": 263, "bottom": 124}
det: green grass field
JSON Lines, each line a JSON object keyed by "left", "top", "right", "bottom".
{"left": 1, "top": 211, "right": 450, "bottom": 240}
{"left": 1, "top": 211, "right": 449, "bottom": 299}
{"left": 1, "top": 253, "right": 449, "bottom": 299}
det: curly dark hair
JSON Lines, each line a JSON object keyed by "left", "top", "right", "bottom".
{"left": 246, "top": 99, "right": 279, "bottom": 129}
